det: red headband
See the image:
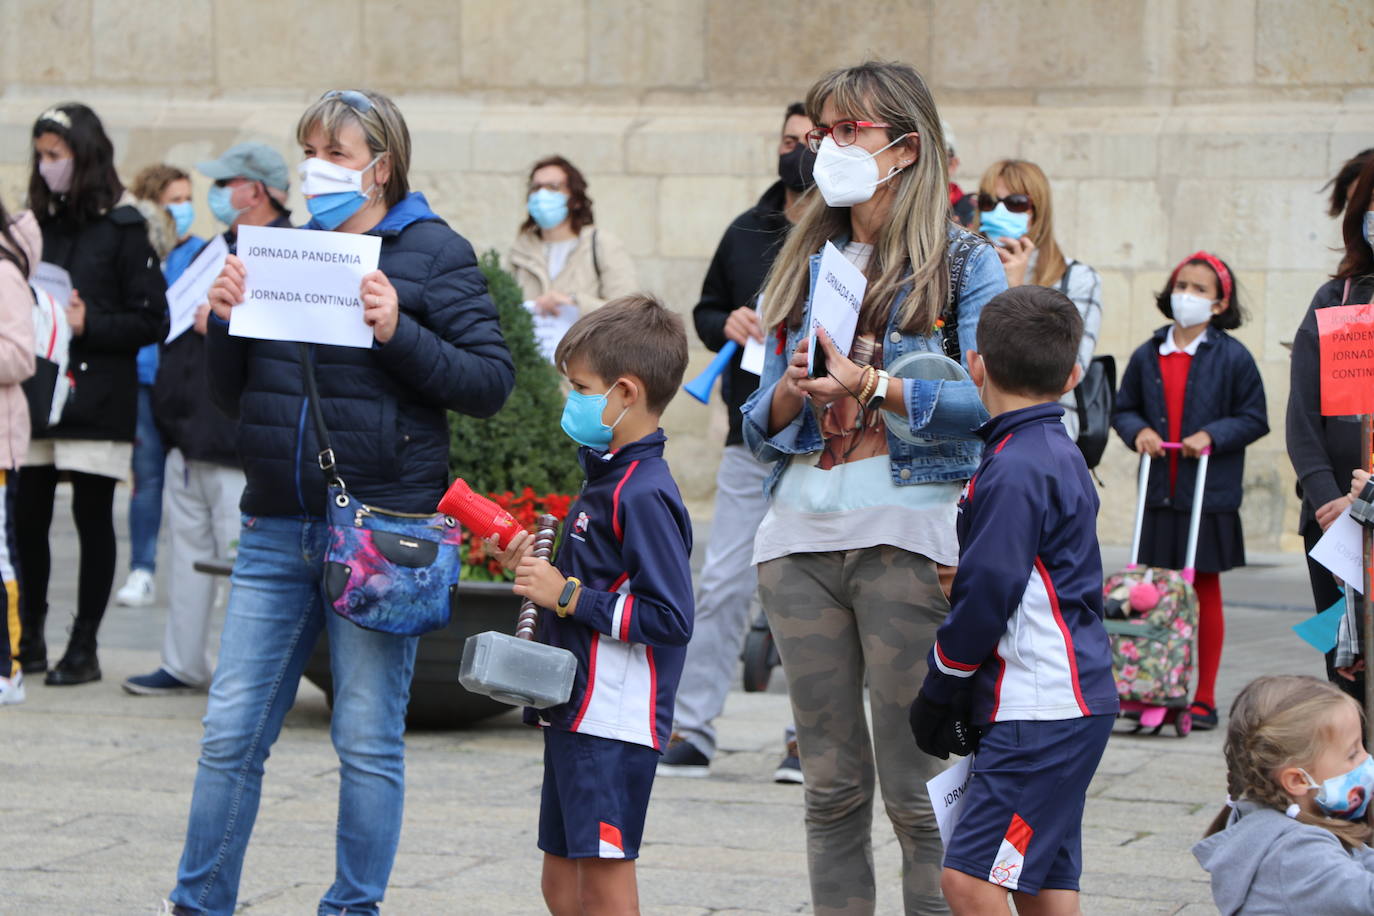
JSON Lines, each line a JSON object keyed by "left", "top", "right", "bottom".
{"left": 1172, "top": 250, "right": 1233, "bottom": 304}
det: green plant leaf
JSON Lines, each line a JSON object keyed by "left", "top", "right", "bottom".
{"left": 449, "top": 251, "right": 583, "bottom": 498}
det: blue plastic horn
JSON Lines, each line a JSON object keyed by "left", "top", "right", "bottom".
{"left": 683, "top": 340, "right": 739, "bottom": 404}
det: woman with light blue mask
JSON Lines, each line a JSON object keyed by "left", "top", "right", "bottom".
{"left": 977, "top": 159, "right": 1103, "bottom": 441}
{"left": 507, "top": 155, "right": 638, "bottom": 332}
{"left": 162, "top": 88, "right": 515, "bottom": 916}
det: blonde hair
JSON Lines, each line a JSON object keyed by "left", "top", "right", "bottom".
{"left": 758, "top": 61, "right": 950, "bottom": 337}
{"left": 130, "top": 163, "right": 189, "bottom": 205}
{"left": 978, "top": 160, "right": 1066, "bottom": 288}
{"left": 295, "top": 90, "right": 411, "bottom": 209}
{"left": 1206, "top": 675, "right": 1372, "bottom": 850}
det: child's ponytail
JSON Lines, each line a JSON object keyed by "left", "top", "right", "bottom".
{"left": 1206, "top": 675, "right": 1372, "bottom": 850}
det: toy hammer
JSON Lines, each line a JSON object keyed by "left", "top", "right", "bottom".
{"left": 440, "top": 481, "right": 577, "bottom": 709}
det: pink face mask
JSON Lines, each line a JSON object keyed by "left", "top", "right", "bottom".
{"left": 39, "top": 157, "right": 74, "bottom": 193}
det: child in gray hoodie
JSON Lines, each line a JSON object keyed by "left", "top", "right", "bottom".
{"left": 1193, "top": 675, "right": 1374, "bottom": 914}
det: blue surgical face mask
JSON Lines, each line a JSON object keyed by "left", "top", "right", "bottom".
{"left": 979, "top": 201, "right": 1030, "bottom": 241}
{"left": 207, "top": 184, "right": 246, "bottom": 226}
{"left": 560, "top": 384, "right": 628, "bottom": 450}
{"left": 528, "top": 189, "right": 569, "bottom": 231}
{"left": 300, "top": 155, "right": 381, "bottom": 231}
{"left": 306, "top": 192, "right": 370, "bottom": 231}
{"left": 1301, "top": 754, "right": 1374, "bottom": 820}
{"left": 1364, "top": 211, "right": 1373, "bottom": 248}
{"left": 166, "top": 200, "right": 195, "bottom": 238}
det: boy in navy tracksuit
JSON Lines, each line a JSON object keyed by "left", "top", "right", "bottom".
{"left": 909, "top": 285, "right": 1120, "bottom": 912}
{"left": 493, "top": 295, "right": 694, "bottom": 915}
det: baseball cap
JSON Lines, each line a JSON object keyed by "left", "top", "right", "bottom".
{"left": 196, "top": 142, "right": 290, "bottom": 194}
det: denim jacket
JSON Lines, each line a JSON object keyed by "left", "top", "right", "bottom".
{"left": 742, "top": 227, "right": 1006, "bottom": 496}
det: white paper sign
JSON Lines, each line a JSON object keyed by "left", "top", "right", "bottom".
{"left": 230, "top": 225, "right": 380, "bottom": 349}
{"left": 927, "top": 754, "right": 975, "bottom": 847}
{"left": 740, "top": 337, "right": 767, "bottom": 376}
{"left": 1311, "top": 507, "right": 1366, "bottom": 595}
{"left": 34, "top": 262, "right": 72, "bottom": 308}
{"left": 165, "top": 235, "right": 229, "bottom": 343}
{"left": 523, "top": 300, "right": 580, "bottom": 363}
{"left": 806, "top": 241, "right": 865, "bottom": 377}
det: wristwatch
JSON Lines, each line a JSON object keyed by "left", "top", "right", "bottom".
{"left": 865, "top": 369, "right": 891, "bottom": 410}
{"left": 555, "top": 577, "right": 582, "bottom": 617}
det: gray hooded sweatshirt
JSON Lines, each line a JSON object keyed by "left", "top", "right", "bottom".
{"left": 1192, "top": 800, "right": 1374, "bottom": 915}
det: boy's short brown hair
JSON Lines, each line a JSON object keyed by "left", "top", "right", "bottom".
{"left": 976, "top": 286, "right": 1083, "bottom": 398}
{"left": 554, "top": 294, "right": 689, "bottom": 414}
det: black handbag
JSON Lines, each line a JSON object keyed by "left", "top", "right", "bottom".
{"left": 298, "top": 344, "right": 463, "bottom": 636}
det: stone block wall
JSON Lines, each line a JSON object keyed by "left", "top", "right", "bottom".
{"left": 1, "top": 0, "right": 1371, "bottom": 550}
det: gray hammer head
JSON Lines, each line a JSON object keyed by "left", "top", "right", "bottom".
{"left": 459, "top": 630, "right": 577, "bottom": 709}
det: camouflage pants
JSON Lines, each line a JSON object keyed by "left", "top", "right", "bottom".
{"left": 758, "top": 546, "right": 950, "bottom": 916}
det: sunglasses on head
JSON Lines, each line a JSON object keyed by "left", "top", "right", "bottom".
{"left": 977, "top": 192, "right": 1032, "bottom": 213}
{"left": 322, "top": 89, "right": 374, "bottom": 114}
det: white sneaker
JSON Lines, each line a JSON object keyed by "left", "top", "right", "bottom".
{"left": 0, "top": 671, "right": 26, "bottom": 706}
{"left": 116, "top": 568, "right": 156, "bottom": 606}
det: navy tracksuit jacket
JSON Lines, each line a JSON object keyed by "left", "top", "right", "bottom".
{"left": 525, "top": 431, "right": 694, "bottom": 751}
{"left": 922, "top": 403, "right": 1119, "bottom": 724}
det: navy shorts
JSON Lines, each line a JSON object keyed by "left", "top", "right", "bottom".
{"left": 538, "top": 727, "right": 659, "bottom": 860}
{"left": 944, "top": 714, "right": 1114, "bottom": 894}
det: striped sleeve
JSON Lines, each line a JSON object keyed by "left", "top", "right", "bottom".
{"left": 569, "top": 486, "right": 693, "bottom": 648}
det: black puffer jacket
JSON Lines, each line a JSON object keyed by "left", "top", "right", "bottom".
{"left": 40, "top": 202, "right": 168, "bottom": 442}
{"left": 207, "top": 193, "right": 515, "bottom": 517}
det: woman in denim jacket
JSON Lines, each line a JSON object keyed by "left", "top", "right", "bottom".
{"left": 742, "top": 62, "right": 1005, "bottom": 916}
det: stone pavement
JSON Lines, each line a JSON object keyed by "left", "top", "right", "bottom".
{"left": 4, "top": 490, "right": 1327, "bottom": 914}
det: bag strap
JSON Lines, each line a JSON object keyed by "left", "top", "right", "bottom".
{"left": 940, "top": 234, "right": 976, "bottom": 361}
{"left": 297, "top": 342, "right": 346, "bottom": 491}
{"left": 1058, "top": 259, "right": 1077, "bottom": 294}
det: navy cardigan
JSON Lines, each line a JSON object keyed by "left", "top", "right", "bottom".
{"left": 1111, "top": 324, "right": 1268, "bottom": 513}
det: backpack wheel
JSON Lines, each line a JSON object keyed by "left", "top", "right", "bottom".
{"left": 1175, "top": 710, "right": 1193, "bottom": 737}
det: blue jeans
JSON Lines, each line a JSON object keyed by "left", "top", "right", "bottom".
{"left": 129, "top": 384, "right": 166, "bottom": 572}
{"left": 170, "top": 515, "right": 418, "bottom": 916}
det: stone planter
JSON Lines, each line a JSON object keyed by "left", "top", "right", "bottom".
{"left": 303, "top": 579, "right": 524, "bottom": 729}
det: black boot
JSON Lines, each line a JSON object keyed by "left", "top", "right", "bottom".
{"left": 45, "top": 618, "right": 101, "bottom": 686}
{"left": 16, "top": 602, "right": 48, "bottom": 674}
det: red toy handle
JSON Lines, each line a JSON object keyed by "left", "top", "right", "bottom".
{"left": 437, "top": 478, "right": 522, "bottom": 549}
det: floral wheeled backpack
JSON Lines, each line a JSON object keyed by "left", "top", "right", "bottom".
{"left": 1102, "top": 568, "right": 1197, "bottom": 706}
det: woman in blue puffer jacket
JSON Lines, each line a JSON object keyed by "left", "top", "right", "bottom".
{"left": 164, "top": 90, "right": 514, "bottom": 916}
{"left": 742, "top": 61, "right": 1005, "bottom": 916}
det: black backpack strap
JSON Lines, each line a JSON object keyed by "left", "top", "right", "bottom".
{"left": 940, "top": 234, "right": 977, "bottom": 361}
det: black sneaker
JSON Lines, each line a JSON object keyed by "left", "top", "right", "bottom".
{"left": 1189, "top": 702, "right": 1218, "bottom": 731}
{"left": 773, "top": 739, "right": 804, "bottom": 785}
{"left": 657, "top": 735, "right": 711, "bottom": 778}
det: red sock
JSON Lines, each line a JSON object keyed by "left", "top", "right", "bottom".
{"left": 1192, "top": 572, "right": 1224, "bottom": 710}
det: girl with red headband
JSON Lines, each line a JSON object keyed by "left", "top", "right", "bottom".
{"left": 1111, "top": 251, "right": 1269, "bottom": 730}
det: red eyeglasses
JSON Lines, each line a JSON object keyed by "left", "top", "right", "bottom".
{"left": 805, "top": 120, "right": 891, "bottom": 154}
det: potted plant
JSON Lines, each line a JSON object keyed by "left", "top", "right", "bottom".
{"left": 304, "top": 252, "right": 582, "bottom": 727}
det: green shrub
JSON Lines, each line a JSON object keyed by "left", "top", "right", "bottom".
{"left": 448, "top": 251, "right": 582, "bottom": 496}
